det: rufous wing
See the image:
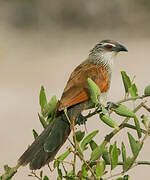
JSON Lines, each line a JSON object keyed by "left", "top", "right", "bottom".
{"left": 58, "top": 61, "right": 109, "bottom": 111}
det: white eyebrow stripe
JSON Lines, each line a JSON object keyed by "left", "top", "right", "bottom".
{"left": 102, "top": 43, "right": 116, "bottom": 47}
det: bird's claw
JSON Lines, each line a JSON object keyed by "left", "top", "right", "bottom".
{"left": 106, "top": 101, "right": 119, "bottom": 115}
{"left": 76, "top": 114, "right": 87, "bottom": 125}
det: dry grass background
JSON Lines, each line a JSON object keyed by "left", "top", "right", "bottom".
{"left": 0, "top": 1, "right": 150, "bottom": 179}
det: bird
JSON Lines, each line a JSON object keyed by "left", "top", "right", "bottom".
{"left": 18, "top": 39, "right": 127, "bottom": 170}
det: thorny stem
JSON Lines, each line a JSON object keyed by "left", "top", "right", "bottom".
{"left": 117, "top": 95, "right": 146, "bottom": 104}
{"left": 47, "top": 163, "right": 53, "bottom": 172}
{"left": 84, "top": 95, "right": 147, "bottom": 120}
{"left": 64, "top": 110, "right": 77, "bottom": 175}
{"left": 76, "top": 151, "right": 97, "bottom": 180}
{"left": 122, "top": 123, "right": 150, "bottom": 135}
{"left": 141, "top": 102, "right": 150, "bottom": 112}
{"left": 29, "top": 171, "right": 42, "bottom": 180}
{"left": 133, "top": 161, "right": 150, "bottom": 166}
{"left": 104, "top": 172, "right": 124, "bottom": 180}
{"left": 90, "top": 160, "right": 150, "bottom": 167}
{"left": 2, "top": 164, "right": 20, "bottom": 180}
{"left": 2, "top": 94, "right": 150, "bottom": 180}
{"left": 68, "top": 137, "right": 75, "bottom": 148}
{"left": 72, "top": 117, "right": 77, "bottom": 175}
{"left": 67, "top": 98, "right": 149, "bottom": 179}
{"left": 104, "top": 160, "right": 150, "bottom": 180}
{"left": 62, "top": 163, "right": 68, "bottom": 175}
{"left": 102, "top": 102, "right": 144, "bottom": 146}
{"left": 68, "top": 132, "right": 97, "bottom": 179}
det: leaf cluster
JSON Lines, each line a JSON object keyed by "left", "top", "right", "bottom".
{"left": 1, "top": 71, "right": 150, "bottom": 180}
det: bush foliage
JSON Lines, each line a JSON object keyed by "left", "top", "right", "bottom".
{"left": 1, "top": 71, "right": 150, "bottom": 180}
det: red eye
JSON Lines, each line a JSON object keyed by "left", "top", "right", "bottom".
{"left": 105, "top": 45, "right": 113, "bottom": 49}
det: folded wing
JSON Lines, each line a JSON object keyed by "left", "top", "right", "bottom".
{"left": 58, "top": 61, "right": 109, "bottom": 111}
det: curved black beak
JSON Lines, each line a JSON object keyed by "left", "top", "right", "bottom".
{"left": 115, "top": 44, "right": 128, "bottom": 52}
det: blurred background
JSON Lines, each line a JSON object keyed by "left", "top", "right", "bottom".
{"left": 0, "top": 0, "right": 150, "bottom": 179}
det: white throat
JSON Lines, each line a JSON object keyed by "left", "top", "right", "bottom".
{"left": 89, "top": 50, "right": 117, "bottom": 70}
{"left": 100, "top": 51, "right": 117, "bottom": 69}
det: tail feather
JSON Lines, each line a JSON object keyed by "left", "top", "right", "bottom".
{"left": 18, "top": 114, "right": 70, "bottom": 170}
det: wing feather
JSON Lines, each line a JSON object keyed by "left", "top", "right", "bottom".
{"left": 58, "top": 61, "right": 109, "bottom": 111}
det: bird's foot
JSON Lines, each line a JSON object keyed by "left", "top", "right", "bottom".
{"left": 76, "top": 114, "right": 87, "bottom": 125}
{"left": 106, "top": 101, "right": 119, "bottom": 115}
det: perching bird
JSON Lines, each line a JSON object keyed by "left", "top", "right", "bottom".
{"left": 18, "top": 40, "right": 127, "bottom": 170}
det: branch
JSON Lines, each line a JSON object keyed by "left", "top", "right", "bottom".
{"left": 117, "top": 95, "right": 146, "bottom": 104}
{"left": 2, "top": 164, "right": 20, "bottom": 180}
{"left": 122, "top": 123, "right": 150, "bottom": 135}
{"left": 103, "top": 102, "right": 144, "bottom": 145}
{"left": 141, "top": 102, "right": 150, "bottom": 112}
{"left": 90, "top": 160, "right": 150, "bottom": 167}
{"left": 84, "top": 95, "right": 148, "bottom": 120}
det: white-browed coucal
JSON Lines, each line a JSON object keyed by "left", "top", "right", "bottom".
{"left": 18, "top": 40, "right": 127, "bottom": 170}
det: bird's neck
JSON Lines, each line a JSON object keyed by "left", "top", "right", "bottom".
{"left": 89, "top": 51, "right": 116, "bottom": 72}
{"left": 88, "top": 51, "right": 117, "bottom": 89}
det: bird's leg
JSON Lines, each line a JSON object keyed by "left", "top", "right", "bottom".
{"left": 76, "top": 114, "right": 87, "bottom": 125}
{"left": 106, "top": 101, "right": 119, "bottom": 115}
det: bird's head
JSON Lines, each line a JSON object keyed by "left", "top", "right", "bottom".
{"left": 90, "top": 39, "right": 128, "bottom": 57}
{"left": 89, "top": 40, "right": 128, "bottom": 67}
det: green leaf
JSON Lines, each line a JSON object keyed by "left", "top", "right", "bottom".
{"left": 66, "top": 170, "right": 74, "bottom": 177}
{"left": 2, "top": 165, "right": 17, "bottom": 180}
{"left": 109, "top": 144, "right": 113, "bottom": 154}
{"left": 89, "top": 140, "right": 98, "bottom": 151}
{"left": 87, "top": 78, "right": 101, "bottom": 104}
{"left": 117, "top": 148, "right": 121, "bottom": 156}
{"left": 102, "top": 148, "right": 110, "bottom": 164}
{"left": 75, "top": 130, "right": 85, "bottom": 142}
{"left": 46, "top": 111, "right": 55, "bottom": 124}
{"left": 122, "top": 134, "right": 143, "bottom": 172}
{"left": 95, "top": 161, "right": 105, "bottom": 179}
{"left": 57, "top": 167, "right": 63, "bottom": 179}
{"left": 54, "top": 149, "right": 71, "bottom": 168}
{"left": 121, "top": 142, "right": 127, "bottom": 163}
{"left": 129, "top": 83, "right": 138, "bottom": 97}
{"left": 40, "top": 86, "right": 47, "bottom": 110}
{"left": 32, "top": 129, "right": 38, "bottom": 139}
{"left": 116, "top": 178, "right": 123, "bottom": 180}
{"left": 81, "top": 130, "right": 99, "bottom": 151}
{"left": 66, "top": 178, "right": 77, "bottom": 180}
{"left": 38, "top": 113, "right": 47, "bottom": 128}
{"left": 81, "top": 164, "right": 88, "bottom": 178}
{"left": 128, "top": 133, "right": 139, "bottom": 156}
{"left": 123, "top": 156, "right": 134, "bottom": 172}
{"left": 144, "top": 85, "right": 150, "bottom": 96}
{"left": 123, "top": 175, "right": 129, "bottom": 180}
{"left": 111, "top": 142, "right": 118, "bottom": 170}
{"left": 57, "top": 176, "right": 62, "bottom": 180}
{"left": 112, "top": 104, "right": 135, "bottom": 118}
{"left": 121, "top": 71, "right": 131, "bottom": 93}
{"left": 90, "top": 143, "right": 105, "bottom": 161}
{"left": 42, "top": 95, "right": 58, "bottom": 117}
{"left": 40, "top": 170, "right": 43, "bottom": 178}
{"left": 141, "top": 114, "right": 148, "bottom": 129}
{"left": 133, "top": 116, "right": 142, "bottom": 138}
{"left": 77, "top": 146, "right": 84, "bottom": 158}
{"left": 101, "top": 106, "right": 108, "bottom": 114}
{"left": 4, "top": 165, "right": 11, "bottom": 173}
{"left": 99, "top": 113, "right": 119, "bottom": 130}
{"left": 43, "top": 176, "right": 49, "bottom": 180}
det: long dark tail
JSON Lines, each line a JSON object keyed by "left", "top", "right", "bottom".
{"left": 18, "top": 112, "right": 70, "bottom": 170}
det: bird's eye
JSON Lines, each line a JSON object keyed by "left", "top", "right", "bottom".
{"left": 105, "top": 45, "right": 113, "bottom": 49}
